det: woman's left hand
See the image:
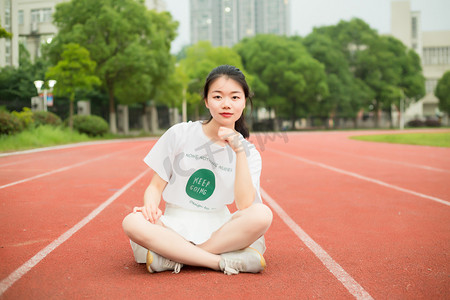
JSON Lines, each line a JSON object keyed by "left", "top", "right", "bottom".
{"left": 218, "top": 126, "right": 242, "bottom": 153}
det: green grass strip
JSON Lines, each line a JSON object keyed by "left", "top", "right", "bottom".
{"left": 0, "top": 125, "right": 91, "bottom": 152}
{"left": 350, "top": 132, "right": 450, "bottom": 148}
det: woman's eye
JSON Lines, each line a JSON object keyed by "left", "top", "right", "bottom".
{"left": 232, "top": 96, "right": 240, "bottom": 100}
{"left": 213, "top": 96, "right": 221, "bottom": 100}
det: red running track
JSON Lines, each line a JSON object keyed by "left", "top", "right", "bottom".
{"left": 0, "top": 130, "right": 449, "bottom": 299}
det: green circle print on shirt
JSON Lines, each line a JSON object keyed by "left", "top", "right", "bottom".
{"left": 185, "top": 169, "right": 216, "bottom": 201}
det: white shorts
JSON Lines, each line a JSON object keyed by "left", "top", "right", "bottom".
{"left": 130, "top": 203, "right": 266, "bottom": 263}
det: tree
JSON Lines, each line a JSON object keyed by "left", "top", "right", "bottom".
{"left": 0, "top": 44, "right": 51, "bottom": 112}
{"left": 435, "top": 70, "right": 450, "bottom": 117}
{"left": 47, "top": 0, "right": 178, "bottom": 133}
{"left": 313, "top": 18, "right": 424, "bottom": 127}
{"left": 303, "top": 30, "right": 373, "bottom": 128}
{"left": 235, "top": 34, "right": 328, "bottom": 129}
{"left": 355, "top": 35, "right": 425, "bottom": 126}
{"left": 46, "top": 43, "right": 100, "bottom": 129}
{"left": 0, "top": 22, "right": 12, "bottom": 39}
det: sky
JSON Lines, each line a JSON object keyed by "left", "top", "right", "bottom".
{"left": 164, "top": 0, "right": 450, "bottom": 53}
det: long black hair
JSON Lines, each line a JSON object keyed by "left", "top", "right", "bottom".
{"left": 202, "top": 65, "right": 253, "bottom": 138}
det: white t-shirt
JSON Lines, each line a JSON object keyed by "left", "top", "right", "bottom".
{"left": 143, "top": 121, "right": 262, "bottom": 211}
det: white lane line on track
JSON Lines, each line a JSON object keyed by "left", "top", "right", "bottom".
{"left": 0, "top": 144, "right": 145, "bottom": 190}
{"left": 317, "top": 147, "right": 450, "bottom": 174}
{"left": 268, "top": 148, "right": 450, "bottom": 207}
{"left": 261, "top": 188, "right": 373, "bottom": 300}
{"left": 0, "top": 169, "right": 150, "bottom": 296}
{"left": 0, "top": 137, "right": 157, "bottom": 158}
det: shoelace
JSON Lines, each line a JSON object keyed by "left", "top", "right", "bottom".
{"left": 172, "top": 263, "right": 182, "bottom": 274}
{"left": 163, "top": 259, "right": 182, "bottom": 274}
{"left": 222, "top": 260, "right": 241, "bottom": 275}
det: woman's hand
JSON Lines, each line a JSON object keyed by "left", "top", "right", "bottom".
{"left": 136, "top": 173, "right": 167, "bottom": 224}
{"left": 133, "top": 204, "right": 162, "bottom": 224}
{"left": 218, "top": 126, "right": 242, "bottom": 153}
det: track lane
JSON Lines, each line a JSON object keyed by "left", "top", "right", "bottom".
{"left": 258, "top": 134, "right": 449, "bottom": 298}
{"left": 2, "top": 171, "right": 354, "bottom": 299}
{"left": 258, "top": 131, "right": 450, "bottom": 202}
{"left": 0, "top": 141, "right": 151, "bottom": 279}
{"left": 1, "top": 139, "right": 359, "bottom": 299}
{"left": 0, "top": 142, "right": 150, "bottom": 188}
{"left": 1, "top": 130, "right": 449, "bottom": 299}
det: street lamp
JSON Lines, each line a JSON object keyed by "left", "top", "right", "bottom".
{"left": 34, "top": 80, "right": 57, "bottom": 112}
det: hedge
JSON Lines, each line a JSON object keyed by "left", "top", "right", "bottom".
{"left": 71, "top": 115, "right": 109, "bottom": 136}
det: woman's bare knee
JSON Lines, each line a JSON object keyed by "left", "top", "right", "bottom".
{"left": 235, "top": 203, "right": 273, "bottom": 232}
{"left": 252, "top": 203, "right": 273, "bottom": 230}
{"left": 122, "top": 212, "right": 147, "bottom": 239}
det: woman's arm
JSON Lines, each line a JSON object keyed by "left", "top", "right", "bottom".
{"left": 134, "top": 173, "right": 168, "bottom": 223}
{"left": 234, "top": 150, "right": 256, "bottom": 210}
{"left": 218, "top": 127, "right": 255, "bottom": 210}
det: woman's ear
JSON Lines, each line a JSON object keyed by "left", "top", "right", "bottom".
{"left": 204, "top": 98, "right": 209, "bottom": 109}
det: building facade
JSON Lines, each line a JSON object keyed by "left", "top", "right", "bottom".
{"left": 190, "top": 0, "right": 290, "bottom": 48}
{"left": 391, "top": 0, "right": 450, "bottom": 124}
{"left": 0, "top": 0, "right": 19, "bottom": 67}
{"left": 0, "top": 0, "right": 165, "bottom": 68}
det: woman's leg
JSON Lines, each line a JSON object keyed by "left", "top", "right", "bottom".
{"left": 197, "top": 203, "right": 273, "bottom": 254}
{"left": 122, "top": 212, "right": 221, "bottom": 270}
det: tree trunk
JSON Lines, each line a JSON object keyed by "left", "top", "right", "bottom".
{"left": 69, "top": 93, "right": 74, "bottom": 130}
{"left": 374, "top": 102, "right": 380, "bottom": 128}
{"left": 291, "top": 100, "right": 296, "bottom": 130}
{"left": 353, "top": 116, "right": 358, "bottom": 129}
{"left": 141, "top": 103, "right": 149, "bottom": 132}
{"left": 108, "top": 88, "right": 117, "bottom": 134}
{"left": 149, "top": 101, "right": 159, "bottom": 134}
{"left": 387, "top": 105, "right": 393, "bottom": 129}
{"left": 272, "top": 108, "right": 279, "bottom": 131}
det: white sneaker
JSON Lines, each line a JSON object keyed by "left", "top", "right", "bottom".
{"left": 146, "top": 250, "right": 183, "bottom": 274}
{"left": 219, "top": 247, "right": 266, "bottom": 275}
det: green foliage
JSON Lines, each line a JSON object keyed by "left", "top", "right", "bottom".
{"left": 0, "top": 22, "right": 12, "bottom": 39}
{"left": 154, "top": 58, "right": 184, "bottom": 109}
{"left": 307, "top": 18, "right": 425, "bottom": 127}
{"left": 435, "top": 70, "right": 450, "bottom": 116}
{"left": 46, "top": 43, "right": 101, "bottom": 129}
{"left": 0, "top": 111, "right": 23, "bottom": 135}
{"left": 32, "top": 111, "right": 63, "bottom": 127}
{"left": 355, "top": 35, "right": 425, "bottom": 111}
{"left": 11, "top": 107, "right": 34, "bottom": 129}
{"left": 235, "top": 34, "right": 328, "bottom": 126}
{"left": 48, "top": 0, "right": 178, "bottom": 133}
{"left": 303, "top": 30, "right": 373, "bottom": 119}
{"left": 10, "top": 108, "right": 63, "bottom": 130}
{"left": 0, "top": 125, "right": 90, "bottom": 152}
{"left": 46, "top": 43, "right": 100, "bottom": 99}
{"left": 0, "top": 44, "right": 51, "bottom": 112}
{"left": 71, "top": 115, "right": 109, "bottom": 136}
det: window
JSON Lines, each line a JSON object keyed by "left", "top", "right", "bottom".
{"left": 425, "top": 79, "right": 438, "bottom": 94}
{"left": 4, "top": 0, "right": 11, "bottom": 29}
{"left": 423, "top": 47, "right": 450, "bottom": 65}
{"left": 31, "top": 9, "right": 40, "bottom": 23}
{"left": 411, "top": 17, "right": 417, "bottom": 39}
{"left": 18, "top": 10, "right": 24, "bottom": 25}
{"left": 31, "top": 8, "right": 52, "bottom": 23}
{"left": 43, "top": 8, "right": 52, "bottom": 22}
{"left": 5, "top": 39, "right": 11, "bottom": 65}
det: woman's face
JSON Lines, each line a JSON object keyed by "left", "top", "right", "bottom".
{"left": 205, "top": 76, "right": 246, "bottom": 129}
